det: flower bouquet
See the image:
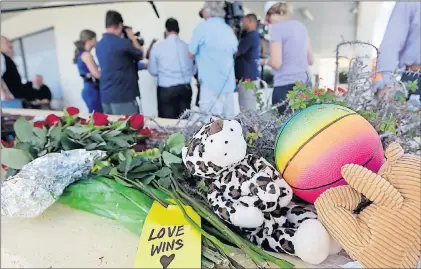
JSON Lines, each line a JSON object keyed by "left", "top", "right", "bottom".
{"left": 1, "top": 107, "right": 152, "bottom": 178}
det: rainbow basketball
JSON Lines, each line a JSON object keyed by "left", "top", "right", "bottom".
{"left": 274, "top": 104, "right": 384, "bottom": 203}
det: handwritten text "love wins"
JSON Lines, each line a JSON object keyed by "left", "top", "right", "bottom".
{"left": 148, "top": 225, "right": 185, "bottom": 256}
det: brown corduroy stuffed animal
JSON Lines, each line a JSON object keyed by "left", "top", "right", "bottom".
{"left": 315, "top": 142, "right": 421, "bottom": 268}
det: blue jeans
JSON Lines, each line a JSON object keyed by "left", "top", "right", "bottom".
{"left": 82, "top": 83, "right": 103, "bottom": 113}
{"left": 272, "top": 84, "right": 295, "bottom": 115}
{"left": 401, "top": 72, "right": 421, "bottom": 100}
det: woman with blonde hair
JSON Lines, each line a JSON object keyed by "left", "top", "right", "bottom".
{"left": 73, "top": 29, "right": 102, "bottom": 113}
{"left": 262, "top": 1, "right": 313, "bottom": 113}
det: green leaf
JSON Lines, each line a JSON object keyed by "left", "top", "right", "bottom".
{"left": 85, "top": 143, "right": 99, "bottom": 150}
{"left": 155, "top": 167, "right": 172, "bottom": 178}
{"left": 49, "top": 125, "right": 62, "bottom": 149}
{"left": 130, "top": 163, "right": 159, "bottom": 173}
{"left": 166, "top": 133, "right": 185, "bottom": 155}
{"left": 1, "top": 148, "right": 32, "bottom": 169}
{"left": 14, "top": 117, "right": 35, "bottom": 142}
{"left": 162, "top": 151, "right": 182, "bottom": 167}
{"left": 141, "top": 175, "right": 156, "bottom": 185}
{"left": 103, "top": 130, "right": 122, "bottom": 138}
{"left": 106, "top": 137, "right": 131, "bottom": 148}
{"left": 158, "top": 177, "right": 171, "bottom": 189}
{"left": 91, "top": 131, "right": 105, "bottom": 143}
{"left": 67, "top": 126, "right": 92, "bottom": 134}
{"left": 124, "top": 150, "right": 133, "bottom": 177}
{"left": 116, "top": 120, "right": 128, "bottom": 131}
{"left": 97, "top": 166, "right": 112, "bottom": 176}
{"left": 5, "top": 168, "right": 16, "bottom": 179}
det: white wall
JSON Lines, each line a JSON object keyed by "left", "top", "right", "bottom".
{"left": 1, "top": 1, "right": 204, "bottom": 115}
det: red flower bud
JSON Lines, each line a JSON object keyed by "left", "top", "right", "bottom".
{"left": 46, "top": 114, "right": 60, "bottom": 127}
{"left": 33, "top": 121, "right": 46, "bottom": 129}
{"left": 305, "top": 96, "right": 309, "bottom": 100}
{"left": 129, "top": 113, "right": 145, "bottom": 130}
{"left": 327, "top": 88, "right": 334, "bottom": 93}
{"left": 134, "top": 143, "right": 148, "bottom": 152}
{"left": 92, "top": 112, "right": 109, "bottom": 126}
{"left": 338, "top": 87, "right": 346, "bottom": 93}
{"left": 136, "top": 127, "right": 151, "bottom": 136}
{"left": 66, "top": 107, "right": 79, "bottom": 116}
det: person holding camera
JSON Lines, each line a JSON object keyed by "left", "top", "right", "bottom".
{"left": 148, "top": 18, "right": 195, "bottom": 119}
{"left": 188, "top": 1, "right": 238, "bottom": 118}
{"left": 73, "top": 29, "right": 102, "bottom": 113}
{"left": 95, "top": 10, "right": 144, "bottom": 115}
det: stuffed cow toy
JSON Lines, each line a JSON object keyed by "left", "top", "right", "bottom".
{"left": 182, "top": 119, "right": 341, "bottom": 264}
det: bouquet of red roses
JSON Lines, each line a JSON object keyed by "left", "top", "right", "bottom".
{"left": 1, "top": 107, "right": 151, "bottom": 176}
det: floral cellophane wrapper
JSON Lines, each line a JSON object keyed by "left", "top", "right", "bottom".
{"left": 1, "top": 149, "right": 106, "bottom": 218}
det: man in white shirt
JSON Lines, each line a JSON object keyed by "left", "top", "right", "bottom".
{"left": 148, "top": 18, "right": 195, "bottom": 119}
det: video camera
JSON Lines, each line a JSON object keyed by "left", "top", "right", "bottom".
{"left": 224, "top": 1, "right": 244, "bottom": 39}
{"left": 257, "top": 20, "right": 269, "bottom": 39}
{"left": 122, "top": 25, "right": 145, "bottom": 46}
{"left": 199, "top": 1, "right": 244, "bottom": 39}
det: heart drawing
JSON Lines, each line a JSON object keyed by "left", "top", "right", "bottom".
{"left": 160, "top": 254, "right": 175, "bottom": 269}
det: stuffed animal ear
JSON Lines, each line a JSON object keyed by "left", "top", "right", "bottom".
{"left": 385, "top": 142, "right": 404, "bottom": 164}
{"left": 209, "top": 119, "right": 223, "bottom": 135}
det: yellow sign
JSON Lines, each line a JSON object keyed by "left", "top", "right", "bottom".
{"left": 134, "top": 201, "right": 201, "bottom": 269}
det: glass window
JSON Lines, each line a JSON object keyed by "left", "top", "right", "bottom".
{"left": 21, "top": 29, "right": 63, "bottom": 99}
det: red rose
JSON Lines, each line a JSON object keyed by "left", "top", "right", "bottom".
{"left": 92, "top": 112, "right": 109, "bottom": 126}
{"left": 129, "top": 113, "right": 145, "bottom": 129}
{"left": 66, "top": 107, "right": 79, "bottom": 116}
{"left": 134, "top": 143, "right": 148, "bottom": 152}
{"left": 136, "top": 127, "right": 151, "bottom": 136}
{"left": 33, "top": 121, "right": 46, "bottom": 129}
{"left": 119, "top": 115, "right": 130, "bottom": 121}
{"left": 46, "top": 114, "right": 60, "bottom": 127}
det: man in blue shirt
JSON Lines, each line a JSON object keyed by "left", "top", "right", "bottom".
{"left": 235, "top": 13, "right": 261, "bottom": 111}
{"left": 96, "top": 10, "right": 144, "bottom": 115}
{"left": 148, "top": 18, "right": 195, "bottom": 119}
{"left": 377, "top": 2, "right": 420, "bottom": 100}
{"left": 188, "top": 1, "right": 238, "bottom": 118}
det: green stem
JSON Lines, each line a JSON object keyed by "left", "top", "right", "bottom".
{"left": 170, "top": 190, "right": 233, "bottom": 257}
{"left": 203, "top": 212, "right": 294, "bottom": 268}
{"left": 120, "top": 176, "right": 169, "bottom": 208}
{"left": 170, "top": 178, "right": 267, "bottom": 268}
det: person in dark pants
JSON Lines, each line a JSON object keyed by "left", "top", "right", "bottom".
{"left": 74, "top": 29, "right": 102, "bottom": 113}
{"left": 148, "top": 18, "right": 195, "bottom": 119}
{"left": 95, "top": 10, "right": 144, "bottom": 115}
{"left": 1, "top": 36, "right": 24, "bottom": 102}
{"left": 262, "top": 2, "right": 313, "bottom": 114}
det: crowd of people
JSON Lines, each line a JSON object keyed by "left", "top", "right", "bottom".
{"left": 1, "top": 1, "right": 420, "bottom": 118}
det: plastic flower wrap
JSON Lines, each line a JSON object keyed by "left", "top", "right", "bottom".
{"left": 1, "top": 149, "right": 106, "bottom": 218}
